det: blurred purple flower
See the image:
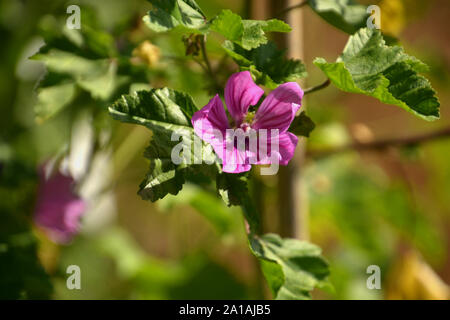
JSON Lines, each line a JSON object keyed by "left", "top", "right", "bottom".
{"left": 34, "top": 169, "right": 85, "bottom": 244}
{"left": 192, "top": 71, "right": 303, "bottom": 173}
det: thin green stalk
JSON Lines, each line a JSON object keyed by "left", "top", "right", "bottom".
{"left": 304, "top": 79, "right": 331, "bottom": 95}
{"left": 275, "top": 0, "right": 308, "bottom": 18}
{"left": 200, "top": 35, "right": 221, "bottom": 92}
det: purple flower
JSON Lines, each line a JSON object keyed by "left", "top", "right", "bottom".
{"left": 34, "top": 169, "right": 86, "bottom": 244}
{"left": 192, "top": 71, "right": 303, "bottom": 173}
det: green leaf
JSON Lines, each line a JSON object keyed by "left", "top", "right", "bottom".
{"left": 31, "top": 23, "right": 138, "bottom": 120}
{"left": 211, "top": 10, "right": 291, "bottom": 50}
{"left": 143, "top": 0, "right": 207, "bottom": 33}
{"left": 216, "top": 172, "right": 260, "bottom": 233}
{"left": 139, "top": 158, "right": 187, "bottom": 202}
{"left": 189, "top": 191, "right": 238, "bottom": 234}
{"left": 308, "top": 0, "right": 368, "bottom": 34}
{"left": 261, "top": 19, "right": 293, "bottom": 33}
{"left": 182, "top": 0, "right": 206, "bottom": 17}
{"left": 109, "top": 88, "right": 198, "bottom": 126}
{"left": 314, "top": 28, "right": 440, "bottom": 121}
{"left": 33, "top": 49, "right": 127, "bottom": 102}
{"left": 223, "top": 40, "right": 306, "bottom": 89}
{"left": 216, "top": 173, "right": 248, "bottom": 207}
{"left": 0, "top": 222, "right": 53, "bottom": 299}
{"left": 37, "top": 22, "right": 117, "bottom": 60}
{"left": 157, "top": 185, "right": 241, "bottom": 235}
{"left": 290, "top": 112, "right": 316, "bottom": 137}
{"left": 241, "top": 19, "right": 291, "bottom": 50}
{"left": 0, "top": 161, "right": 52, "bottom": 299}
{"left": 210, "top": 9, "right": 243, "bottom": 42}
{"left": 250, "top": 233, "right": 330, "bottom": 300}
{"left": 109, "top": 89, "right": 218, "bottom": 201}
{"left": 34, "top": 73, "right": 77, "bottom": 121}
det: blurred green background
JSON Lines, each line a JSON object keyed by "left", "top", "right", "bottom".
{"left": 1, "top": 0, "right": 449, "bottom": 299}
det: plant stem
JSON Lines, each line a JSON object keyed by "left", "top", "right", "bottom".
{"left": 307, "top": 126, "right": 450, "bottom": 159}
{"left": 200, "top": 35, "right": 221, "bottom": 92}
{"left": 193, "top": 58, "right": 209, "bottom": 73}
{"left": 275, "top": 0, "right": 308, "bottom": 18}
{"left": 304, "top": 79, "right": 331, "bottom": 95}
{"left": 164, "top": 54, "right": 209, "bottom": 73}
{"left": 272, "top": 0, "right": 308, "bottom": 240}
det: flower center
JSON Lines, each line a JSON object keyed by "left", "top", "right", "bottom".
{"left": 244, "top": 111, "right": 255, "bottom": 124}
{"left": 239, "top": 122, "right": 251, "bottom": 132}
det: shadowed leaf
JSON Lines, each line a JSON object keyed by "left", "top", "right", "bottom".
{"left": 223, "top": 40, "right": 306, "bottom": 89}
{"left": 250, "top": 233, "right": 330, "bottom": 300}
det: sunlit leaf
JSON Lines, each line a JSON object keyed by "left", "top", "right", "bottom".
{"left": 143, "top": 0, "right": 208, "bottom": 33}
{"left": 33, "top": 49, "right": 128, "bottom": 102}
{"left": 308, "top": 0, "right": 368, "bottom": 34}
{"left": 211, "top": 9, "right": 291, "bottom": 50}
{"left": 34, "top": 73, "right": 77, "bottom": 121}
{"left": 314, "top": 28, "right": 440, "bottom": 121}
{"left": 109, "top": 89, "right": 218, "bottom": 201}
{"left": 31, "top": 23, "right": 140, "bottom": 120}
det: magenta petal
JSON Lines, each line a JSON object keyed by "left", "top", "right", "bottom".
{"left": 252, "top": 82, "right": 303, "bottom": 133}
{"left": 277, "top": 132, "right": 298, "bottom": 165}
{"left": 222, "top": 146, "right": 252, "bottom": 173}
{"left": 63, "top": 200, "right": 86, "bottom": 234}
{"left": 225, "top": 71, "right": 264, "bottom": 126}
{"left": 34, "top": 170, "right": 86, "bottom": 244}
{"left": 254, "top": 131, "right": 298, "bottom": 165}
{"left": 192, "top": 95, "right": 230, "bottom": 159}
